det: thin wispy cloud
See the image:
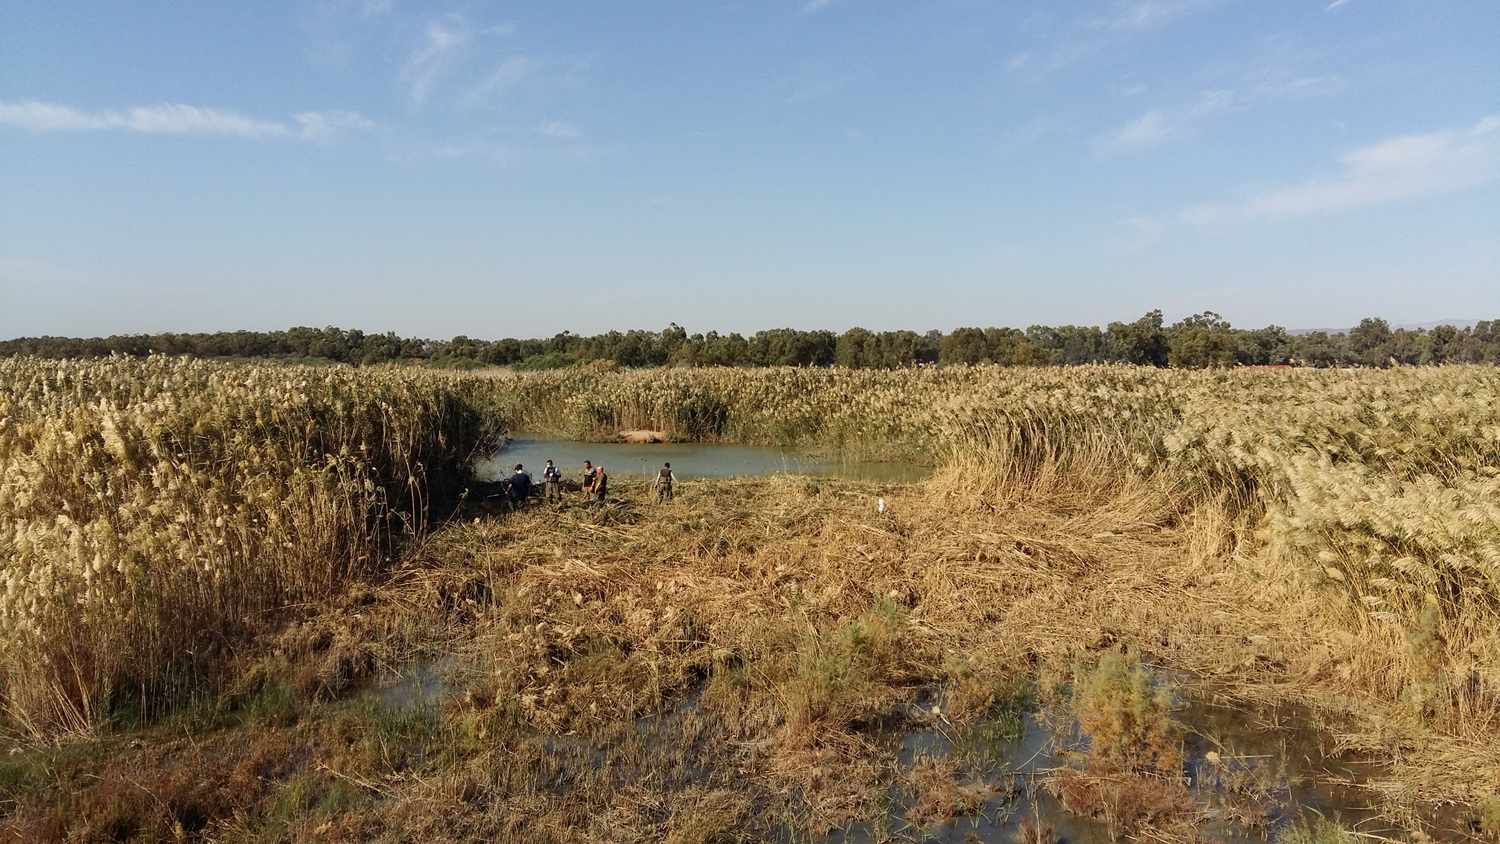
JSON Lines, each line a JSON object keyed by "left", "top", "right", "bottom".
{"left": 1091, "top": 0, "right": 1218, "bottom": 32}
{"left": 1253, "top": 74, "right": 1346, "bottom": 100}
{"left": 1095, "top": 89, "right": 1234, "bottom": 154}
{"left": 1100, "top": 110, "right": 1173, "bottom": 151}
{"left": 1011, "top": 0, "right": 1220, "bottom": 78}
{"left": 1326, "top": 0, "right": 1353, "bottom": 9}
{"left": 537, "top": 120, "right": 581, "bottom": 140}
{"left": 426, "top": 141, "right": 509, "bottom": 165}
{"left": 1241, "top": 36, "right": 1350, "bottom": 101}
{"left": 293, "top": 110, "right": 377, "bottom": 142}
{"left": 399, "top": 16, "right": 472, "bottom": 107}
{"left": 314, "top": 0, "right": 395, "bottom": 19}
{"left": 456, "top": 56, "right": 532, "bottom": 110}
{"left": 302, "top": 0, "right": 395, "bottom": 70}
{"left": 0, "top": 99, "right": 373, "bottom": 141}
{"left": 1182, "top": 115, "right": 1500, "bottom": 224}
{"left": 801, "top": 0, "right": 837, "bottom": 14}
{"left": 1096, "top": 67, "right": 1344, "bottom": 156}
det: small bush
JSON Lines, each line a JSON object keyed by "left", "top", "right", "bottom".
{"left": 0, "top": 751, "right": 53, "bottom": 806}
{"left": 324, "top": 697, "right": 443, "bottom": 776}
{"left": 783, "top": 601, "right": 915, "bottom": 737}
{"left": 943, "top": 657, "right": 1033, "bottom": 730}
{"left": 662, "top": 788, "right": 752, "bottom": 844}
{"left": 1072, "top": 651, "right": 1181, "bottom": 776}
{"left": 1052, "top": 769, "right": 1191, "bottom": 839}
{"left": 1477, "top": 794, "right": 1500, "bottom": 841}
{"left": 908, "top": 754, "right": 988, "bottom": 826}
{"left": 1281, "top": 815, "right": 1359, "bottom": 844}
{"left": 513, "top": 352, "right": 577, "bottom": 371}
{"left": 1014, "top": 808, "right": 1058, "bottom": 844}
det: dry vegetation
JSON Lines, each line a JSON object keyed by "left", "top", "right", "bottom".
{"left": 0, "top": 357, "right": 502, "bottom": 738}
{"left": 4, "top": 359, "right": 1500, "bottom": 840}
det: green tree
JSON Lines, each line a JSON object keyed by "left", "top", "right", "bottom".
{"left": 1106, "top": 310, "right": 1168, "bottom": 366}
{"left": 939, "top": 327, "right": 989, "bottom": 365}
{"left": 836, "top": 328, "right": 875, "bottom": 368}
{"left": 1167, "top": 311, "right": 1237, "bottom": 368}
{"left": 1348, "top": 317, "right": 1393, "bottom": 367}
{"left": 1236, "top": 325, "right": 1292, "bottom": 365}
{"left": 1426, "top": 324, "right": 1458, "bottom": 364}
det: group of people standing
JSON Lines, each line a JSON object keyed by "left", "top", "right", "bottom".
{"left": 504, "top": 459, "right": 676, "bottom": 507}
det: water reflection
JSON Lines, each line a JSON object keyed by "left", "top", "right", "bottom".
{"left": 827, "top": 694, "right": 1417, "bottom": 844}
{"left": 475, "top": 436, "right": 930, "bottom": 483}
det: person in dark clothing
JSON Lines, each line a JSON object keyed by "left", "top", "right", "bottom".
{"left": 508, "top": 463, "right": 532, "bottom": 507}
{"left": 580, "top": 460, "right": 597, "bottom": 500}
{"left": 542, "top": 459, "right": 562, "bottom": 501}
{"left": 593, "top": 465, "right": 608, "bottom": 501}
{"left": 654, "top": 462, "right": 675, "bottom": 503}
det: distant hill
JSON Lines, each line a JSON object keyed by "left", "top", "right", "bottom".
{"left": 1290, "top": 320, "right": 1479, "bottom": 336}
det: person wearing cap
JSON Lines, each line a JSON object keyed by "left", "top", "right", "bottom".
{"left": 542, "top": 459, "right": 562, "bottom": 502}
{"left": 653, "top": 461, "right": 675, "bottom": 503}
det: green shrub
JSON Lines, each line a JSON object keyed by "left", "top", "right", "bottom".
{"left": 1072, "top": 651, "right": 1181, "bottom": 775}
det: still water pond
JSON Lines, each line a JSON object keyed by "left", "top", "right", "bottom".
{"left": 476, "top": 436, "right": 929, "bottom": 483}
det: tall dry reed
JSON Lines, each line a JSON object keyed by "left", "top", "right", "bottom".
{"left": 0, "top": 356, "right": 502, "bottom": 737}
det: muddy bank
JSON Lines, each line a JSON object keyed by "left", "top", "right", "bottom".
{"left": 618, "top": 429, "right": 669, "bottom": 444}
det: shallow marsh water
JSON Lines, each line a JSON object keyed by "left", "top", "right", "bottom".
{"left": 824, "top": 693, "right": 1411, "bottom": 844}
{"left": 476, "top": 436, "right": 930, "bottom": 483}
{"left": 366, "top": 661, "right": 1466, "bottom": 842}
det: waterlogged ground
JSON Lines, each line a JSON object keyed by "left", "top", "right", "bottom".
{"left": 365, "top": 660, "right": 1451, "bottom": 843}
{"left": 825, "top": 697, "right": 1400, "bottom": 843}
{"left": 6, "top": 476, "right": 1495, "bottom": 841}
{"left": 477, "top": 436, "right": 931, "bottom": 483}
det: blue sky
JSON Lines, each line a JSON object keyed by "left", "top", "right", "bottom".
{"left": 2, "top": 0, "right": 1497, "bottom": 338}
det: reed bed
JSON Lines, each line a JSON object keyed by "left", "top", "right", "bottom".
{"left": 6, "top": 359, "right": 1500, "bottom": 838}
{"left": 493, "top": 364, "right": 1500, "bottom": 722}
{"left": 0, "top": 356, "right": 503, "bottom": 738}
{"left": 486, "top": 365, "right": 1500, "bottom": 771}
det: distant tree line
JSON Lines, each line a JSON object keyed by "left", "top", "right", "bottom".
{"left": 5, "top": 313, "right": 1500, "bottom": 369}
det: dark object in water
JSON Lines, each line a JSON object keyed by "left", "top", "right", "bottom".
{"left": 470, "top": 478, "right": 541, "bottom": 502}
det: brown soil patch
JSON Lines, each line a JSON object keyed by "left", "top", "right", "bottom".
{"left": 619, "top": 429, "right": 669, "bottom": 443}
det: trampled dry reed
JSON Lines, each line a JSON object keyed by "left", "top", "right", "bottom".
{"left": 5, "top": 359, "right": 1500, "bottom": 840}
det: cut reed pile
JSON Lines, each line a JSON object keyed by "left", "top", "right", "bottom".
{"left": 492, "top": 364, "right": 1500, "bottom": 742}
{"left": 4, "top": 461, "right": 1496, "bottom": 839}
{"left": 0, "top": 356, "right": 503, "bottom": 738}
{"left": 413, "top": 444, "right": 1498, "bottom": 836}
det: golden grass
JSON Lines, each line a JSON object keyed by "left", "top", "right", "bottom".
{"left": 0, "top": 356, "right": 502, "bottom": 738}
{"left": 6, "top": 359, "right": 1500, "bottom": 838}
{"left": 4, "top": 462, "right": 1497, "bottom": 840}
